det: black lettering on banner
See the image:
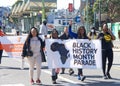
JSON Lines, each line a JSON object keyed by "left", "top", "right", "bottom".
{"left": 74, "top": 59, "right": 96, "bottom": 65}
{"left": 72, "top": 42, "right": 97, "bottom": 66}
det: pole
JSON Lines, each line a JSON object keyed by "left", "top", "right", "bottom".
{"left": 66, "top": 9, "right": 67, "bottom": 26}
{"left": 42, "top": 0, "right": 45, "bottom": 21}
{"left": 99, "top": 0, "right": 101, "bottom": 31}
{"left": 94, "top": 12, "right": 96, "bottom": 27}
{"left": 86, "top": 0, "right": 89, "bottom": 33}
{"left": 72, "top": 0, "right": 75, "bottom": 32}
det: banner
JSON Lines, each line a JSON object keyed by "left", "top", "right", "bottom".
{"left": 46, "top": 39, "right": 102, "bottom": 69}
{"left": 0, "top": 35, "right": 45, "bottom": 58}
{"left": 0, "top": 36, "right": 27, "bottom": 58}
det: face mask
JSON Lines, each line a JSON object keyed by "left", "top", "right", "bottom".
{"left": 91, "top": 29, "right": 94, "bottom": 32}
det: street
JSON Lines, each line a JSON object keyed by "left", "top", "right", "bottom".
{"left": 0, "top": 51, "right": 120, "bottom": 86}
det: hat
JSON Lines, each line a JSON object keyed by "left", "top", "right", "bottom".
{"left": 43, "top": 20, "right": 47, "bottom": 23}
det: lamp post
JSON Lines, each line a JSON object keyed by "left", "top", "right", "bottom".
{"left": 42, "top": 0, "right": 45, "bottom": 21}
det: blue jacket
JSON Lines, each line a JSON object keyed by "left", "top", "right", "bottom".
{"left": 68, "top": 25, "right": 78, "bottom": 38}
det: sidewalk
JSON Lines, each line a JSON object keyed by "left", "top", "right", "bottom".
{"left": 113, "top": 40, "right": 120, "bottom": 52}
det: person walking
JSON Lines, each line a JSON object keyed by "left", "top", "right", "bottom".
{"left": 0, "top": 26, "right": 5, "bottom": 64}
{"left": 68, "top": 21, "right": 87, "bottom": 81}
{"left": 21, "top": 27, "right": 45, "bottom": 85}
{"left": 39, "top": 20, "right": 48, "bottom": 38}
{"left": 50, "top": 29, "right": 60, "bottom": 84}
{"left": 59, "top": 26, "right": 74, "bottom": 75}
{"left": 97, "top": 23, "right": 115, "bottom": 79}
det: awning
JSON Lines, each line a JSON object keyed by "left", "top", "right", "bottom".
{"left": 18, "top": 1, "right": 26, "bottom": 13}
{"left": 23, "top": 0, "right": 57, "bottom": 12}
{"left": 11, "top": 4, "right": 17, "bottom": 15}
{"left": 11, "top": 0, "right": 23, "bottom": 17}
{"left": 11, "top": 0, "right": 57, "bottom": 17}
{"left": 14, "top": 1, "right": 23, "bottom": 14}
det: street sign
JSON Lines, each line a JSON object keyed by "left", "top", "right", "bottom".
{"left": 75, "top": 16, "right": 80, "bottom": 23}
{"left": 68, "top": 3, "right": 73, "bottom": 12}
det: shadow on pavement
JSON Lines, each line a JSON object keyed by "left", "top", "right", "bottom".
{"left": 113, "top": 64, "right": 120, "bottom": 66}
{"left": 0, "top": 66, "right": 29, "bottom": 70}
{"left": 78, "top": 81, "right": 120, "bottom": 86}
{"left": 41, "top": 65, "right": 48, "bottom": 69}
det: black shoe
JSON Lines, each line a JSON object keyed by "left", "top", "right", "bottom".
{"left": 81, "top": 76, "right": 86, "bottom": 81}
{"left": 106, "top": 73, "right": 112, "bottom": 79}
{"left": 69, "top": 70, "right": 74, "bottom": 75}
{"left": 60, "top": 72, "right": 65, "bottom": 74}
{"left": 103, "top": 75, "right": 108, "bottom": 79}
{"left": 52, "top": 81, "right": 57, "bottom": 84}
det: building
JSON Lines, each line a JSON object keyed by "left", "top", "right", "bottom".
{"left": 10, "top": 0, "right": 57, "bottom": 33}
{"left": 0, "top": 7, "right": 11, "bottom": 32}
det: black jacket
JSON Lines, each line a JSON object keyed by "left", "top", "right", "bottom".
{"left": 59, "top": 33, "right": 72, "bottom": 39}
{"left": 21, "top": 37, "right": 45, "bottom": 57}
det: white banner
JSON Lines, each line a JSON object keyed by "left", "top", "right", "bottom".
{"left": 46, "top": 39, "right": 102, "bottom": 69}
{"left": 0, "top": 36, "right": 27, "bottom": 58}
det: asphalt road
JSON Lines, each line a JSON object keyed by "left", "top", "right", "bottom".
{"left": 0, "top": 51, "right": 120, "bottom": 86}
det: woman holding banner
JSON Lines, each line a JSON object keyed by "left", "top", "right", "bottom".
{"left": 97, "top": 23, "right": 115, "bottom": 79}
{"left": 21, "top": 27, "right": 45, "bottom": 85}
{"left": 0, "top": 26, "right": 5, "bottom": 64}
{"left": 68, "top": 21, "right": 88, "bottom": 81}
{"left": 59, "top": 26, "right": 74, "bottom": 75}
{"left": 50, "top": 29, "right": 60, "bottom": 84}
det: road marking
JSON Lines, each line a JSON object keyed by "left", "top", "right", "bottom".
{"left": 42, "top": 70, "right": 80, "bottom": 84}
{"left": 13, "top": 58, "right": 80, "bottom": 84}
{"left": 13, "top": 58, "right": 120, "bottom": 84}
{"left": 0, "top": 84, "right": 25, "bottom": 86}
{"left": 113, "top": 66, "right": 120, "bottom": 70}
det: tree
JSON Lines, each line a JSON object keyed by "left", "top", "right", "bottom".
{"left": 93, "top": 0, "right": 120, "bottom": 22}
{"left": 84, "top": 3, "right": 94, "bottom": 24}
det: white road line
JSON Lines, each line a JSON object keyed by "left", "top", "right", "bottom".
{"left": 113, "top": 66, "right": 120, "bottom": 70}
{"left": 0, "top": 84, "right": 25, "bottom": 86}
{"left": 13, "top": 58, "right": 120, "bottom": 84}
{"left": 13, "top": 58, "right": 80, "bottom": 84}
{"left": 42, "top": 70, "right": 80, "bottom": 84}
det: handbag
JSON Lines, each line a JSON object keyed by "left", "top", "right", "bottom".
{"left": 27, "top": 50, "right": 33, "bottom": 57}
{"left": 41, "top": 48, "right": 46, "bottom": 62}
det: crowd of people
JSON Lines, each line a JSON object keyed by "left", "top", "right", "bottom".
{"left": 0, "top": 20, "right": 117, "bottom": 85}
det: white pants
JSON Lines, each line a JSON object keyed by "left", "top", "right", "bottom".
{"left": 27, "top": 52, "right": 42, "bottom": 80}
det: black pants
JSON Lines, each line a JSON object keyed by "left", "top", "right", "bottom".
{"left": 61, "top": 68, "right": 73, "bottom": 73}
{"left": 102, "top": 49, "right": 113, "bottom": 76}
{"left": 0, "top": 50, "right": 3, "bottom": 64}
{"left": 78, "top": 68, "right": 83, "bottom": 76}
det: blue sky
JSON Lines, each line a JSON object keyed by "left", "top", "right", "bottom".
{"left": 0, "top": 0, "right": 80, "bottom": 9}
